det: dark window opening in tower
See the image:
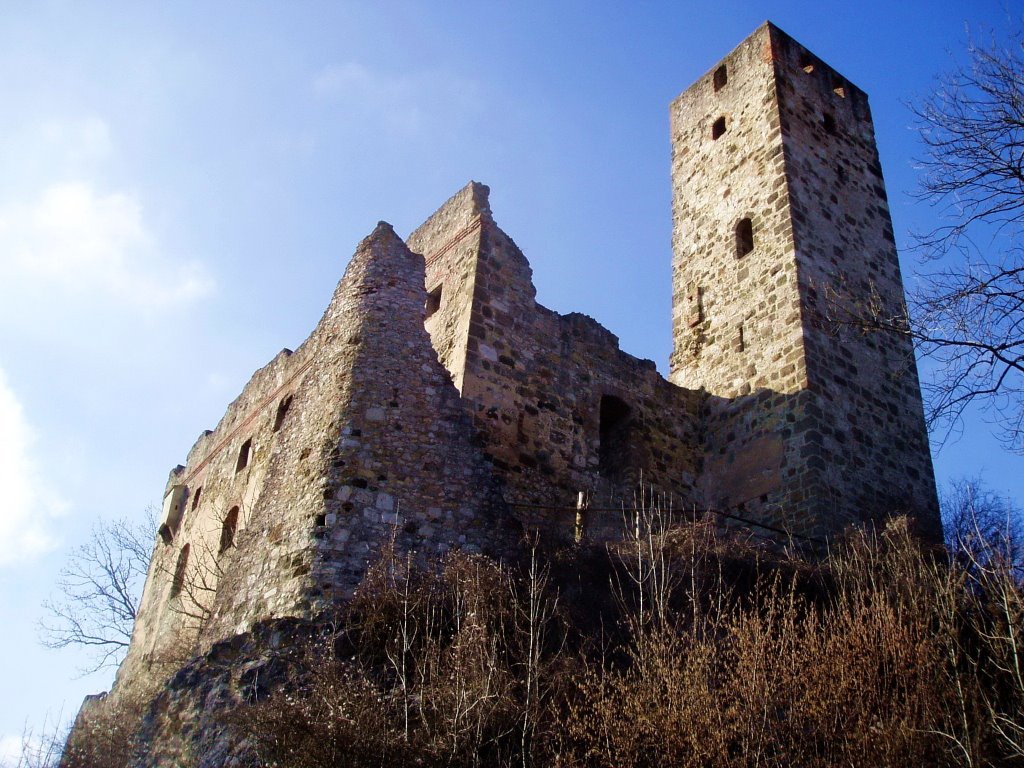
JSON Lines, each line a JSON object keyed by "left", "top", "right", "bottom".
{"left": 425, "top": 285, "right": 442, "bottom": 318}
{"left": 170, "top": 544, "right": 189, "bottom": 599}
{"left": 220, "top": 506, "right": 239, "bottom": 553}
{"left": 191, "top": 486, "right": 202, "bottom": 511}
{"left": 736, "top": 218, "right": 754, "bottom": 258}
{"left": 713, "top": 64, "right": 728, "bottom": 91}
{"left": 712, "top": 116, "right": 727, "bottom": 140}
{"left": 273, "top": 395, "right": 293, "bottom": 432}
{"left": 823, "top": 113, "right": 836, "bottom": 134}
{"left": 599, "top": 395, "right": 633, "bottom": 479}
{"left": 236, "top": 438, "right": 252, "bottom": 473}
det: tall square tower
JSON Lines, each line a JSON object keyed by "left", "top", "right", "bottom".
{"left": 670, "top": 23, "right": 940, "bottom": 539}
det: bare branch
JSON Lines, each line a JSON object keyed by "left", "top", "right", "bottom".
{"left": 37, "top": 509, "right": 156, "bottom": 674}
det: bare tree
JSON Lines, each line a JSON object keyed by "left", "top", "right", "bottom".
{"left": 906, "top": 24, "right": 1024, "bottom": 450}
{"left": 38, "top": 511, "right": 154, "bottom": 673}
{"left": 942, "top": 477, "right": 1024, "bottom": 573}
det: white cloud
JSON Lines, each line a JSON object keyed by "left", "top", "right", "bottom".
{"left": 0, "top": 366, "right": 63, "bottom": 567}
{"left": 0, "top": 181, "right": 214, "bottom": 311}
{"left": 310, "top": 62, "right": 480, "bottom": 135}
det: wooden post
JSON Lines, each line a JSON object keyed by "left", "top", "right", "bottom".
{"left": 575, "top": 491, "right": 589, "bottom": 543}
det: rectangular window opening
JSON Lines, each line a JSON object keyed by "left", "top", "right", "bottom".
{"left": 273, "top": 395, "right": 293, "bottom": 432}
{"left": 687, "top": 284, "right": 704, "bottom": 327}
{"left": 236, "top": 438, "right": 252, "bottom": 473}
{"left": 736, "top": 218, "right": 754, "bottom": 258}
{"left": 169, "top": 544, "right": 189, "bottom": 599}
{"left": 713, "top": 64, "right": 728, "bottom": 92}
{"left": 219, "top": 507, "right": 239, "bottom": 553}
{"left": 425, "top": 285, "right": 442, "bottom": 318}
{"left": 711, "top": 116, "right": 727, "bottom": 140}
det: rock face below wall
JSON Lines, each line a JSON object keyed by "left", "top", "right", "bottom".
{"left": 129, "top": 616, "right": 323, "bottom": 768}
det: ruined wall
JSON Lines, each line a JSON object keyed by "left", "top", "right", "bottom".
{"left": 410, "top": 182, "right": 488, "bottom": 394}
{"left": 411, "top": 184, "right": 703, "bottom": 542}
{"left": 74, "top": 24, "right": 951, "bottom": 768}
{"left": 116, "top": 221, "right": 523, "bottom": 705}
{"left": 304, "top": 222, "right": 519, "bottom": 606}
{"left": 669, "top": 22, "right": 939, "bottom": 538}
{"left": 113, "top": 343, "right": 311, "bottom": 699}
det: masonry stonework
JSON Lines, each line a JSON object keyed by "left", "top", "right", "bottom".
{"left": 71, "top": 22, "right": 942, "bottom": 766}
{"left": 670, "top": 23, "right": 939, "bottom": 539}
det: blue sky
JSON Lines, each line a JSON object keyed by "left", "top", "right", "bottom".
{"left": 0, "top": 0, "right": 1019, "bottom": 755}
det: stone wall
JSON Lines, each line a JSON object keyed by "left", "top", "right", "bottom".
{"left": 305, "top": 222, "right": 519, "bottom": 607}
{"left": 669, "top": 22, "right": 939, "bottom": 538}
{"left": 115, "top": 221, "right": 523, "bottom": 704}
{"left": 773, "top": 29, "right": 940, "bottom": 535}
{"left": 113, "top": 341, "right": 311, "bottom": 700}
{"left": 411, "top": 184, "right": 703, "bottom": 542}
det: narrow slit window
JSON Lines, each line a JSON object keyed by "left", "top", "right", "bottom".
{"left": 823, "top": 113, "right": 836, "bottom": 134}
{"left": 711, "top": 116, "right": 727, "bottom": 140}
{"left": 191, "top": 486, "right": 202, "bottom": 511}
{"left": 236, "top": 438, "right": 252, "bottom": 473}
{"left": 713, "top": 64, "right": 728, "bottom": 92}
{"left": 170, "top": 544, "right": 189, "bottom": 599}
{"left": 219, "top": 506, "right": 239, "bottom": 553}
{"left": 735, "top": 324, "right": 746, "bottom": 352}
{"left": 273, "top": 395, "right": 293, "bottom": 432}
{"left": 425, "top": 285, "right": 442, "bottom": 318}
{"left": 687, "top": 284, "right": 704, "bottom": 327}
{"left": 736, "top": 218, "right": 754, "bottom": 258}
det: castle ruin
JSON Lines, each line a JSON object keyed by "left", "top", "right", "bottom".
{"left": 76, "top": 21, "right": 941, "bottom": 763}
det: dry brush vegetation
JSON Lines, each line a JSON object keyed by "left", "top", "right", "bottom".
{"left": 16, "top": 505, "right": 1024, "bottom": 768}
{"left": 227, "top": 509, "right": 1024, "bottom": 768}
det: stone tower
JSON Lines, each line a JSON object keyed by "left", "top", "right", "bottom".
{"left": 669, "top": 22, "right": 940, "bottom": 538}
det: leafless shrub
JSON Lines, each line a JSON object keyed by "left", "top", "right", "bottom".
{"left": 236, "top": 545, "right": 563, "bottom": 767}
